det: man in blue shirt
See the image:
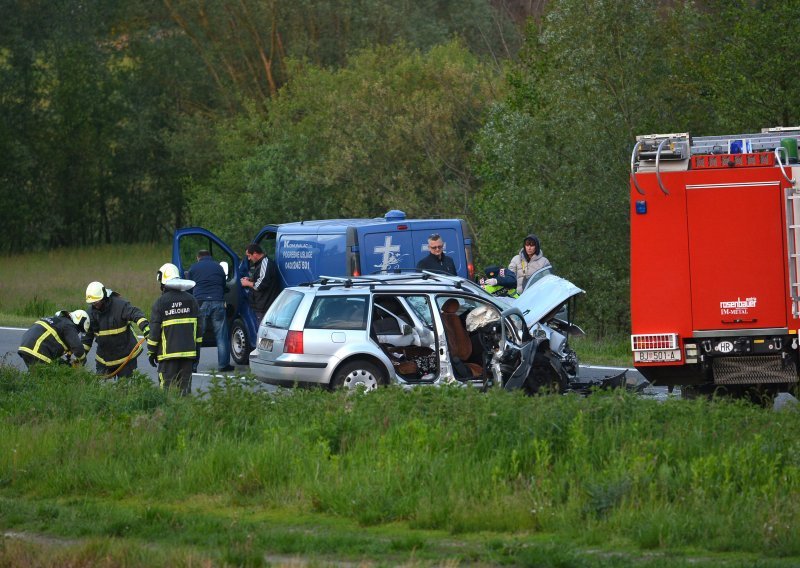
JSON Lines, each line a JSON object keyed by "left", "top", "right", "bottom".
{"left": 188, "top": 250, "right": 234, "bottom": 372}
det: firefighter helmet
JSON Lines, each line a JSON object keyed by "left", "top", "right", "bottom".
{"left": 157, "top": 263, "right": 180, "bottom": 284}
{"left": 69, "top": 309, "right": 90, "bottom": 333}
{"left": 85, "top": 281, "right": 107, "bottom": 303}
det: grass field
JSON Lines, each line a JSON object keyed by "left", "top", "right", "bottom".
{"left": 1, "top": 365, "right": 798, "bottom": 566}
{"left": 0, "top": 243, "right": 171, "bottom": 328}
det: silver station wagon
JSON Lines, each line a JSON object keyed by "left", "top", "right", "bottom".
{"left": 249, "top": 271, "right": 597, "bottom": 392}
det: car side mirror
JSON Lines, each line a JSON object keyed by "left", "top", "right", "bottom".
{"left": 402, "top": 324, "right": 413, "bottom": 336}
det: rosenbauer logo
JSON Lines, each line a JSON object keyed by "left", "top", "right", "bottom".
{"left": 719, "top": 296, "right": 757, "bottom": 315}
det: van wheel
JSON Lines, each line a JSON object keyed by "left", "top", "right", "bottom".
{"left": 331, "top": 361, "right": 385, "bottom": 391}
{"left": 230, "top": 319, "right": 250, "bottom": 365}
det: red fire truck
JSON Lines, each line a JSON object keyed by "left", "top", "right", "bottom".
{"left": 630, "top": 127, "right": 800, "bottom": 397}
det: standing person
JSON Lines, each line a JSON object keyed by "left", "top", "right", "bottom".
{"left": 84, "top": 281, "right": 150, "bottom": 378}
{"left": 188, "top": 249, "right": 234, "bottom": 372}
{"left": 147, "top": 263, "right": 202, "bottom": 396}
{"left": 508, "top": 234, "right": 551, "bottom": 294}
{"left": 416, "top": 233, "right": 457, "bottom": 276}
{"left": 240, "top": 243, "right": 279, "bottom": 324}
{"left": 18, "top": 309, "right": 89, "bottom": 369}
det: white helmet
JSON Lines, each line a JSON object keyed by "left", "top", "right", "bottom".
{"left": 85, "top": 281, "right": 107, "bottom": 304}
{"left": 69, "top": 309, "right": 90, "bottom": 333}
{"left": 157, "top": 263, "right": 180, "bottom": 284}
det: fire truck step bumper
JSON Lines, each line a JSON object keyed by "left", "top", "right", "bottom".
{"left": 713, "top": 355, "right": 798, "bottom": 385}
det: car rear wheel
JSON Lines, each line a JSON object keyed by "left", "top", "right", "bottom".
{"left": 230, "top": 319, "right": 250, "bottom": 365}
{"left": 331, "top": 360, "right": 385, "bottom": 391}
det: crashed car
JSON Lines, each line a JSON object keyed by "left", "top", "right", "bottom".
{"left": 249, "top": 270, "right": 624, "bottom": 392}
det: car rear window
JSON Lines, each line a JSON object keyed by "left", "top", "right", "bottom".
{"left": 306, "top": 296, "right": 367, "bottom": 330}
{"left": 264, "top": 290, "right": 304, "bottom": 329}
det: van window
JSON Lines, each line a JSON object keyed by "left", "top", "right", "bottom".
{"left": 306, "top": 296, "right": 367, "bottom": 330}
{"left": 265, "top": 290, "right": 304, "bottom": 329}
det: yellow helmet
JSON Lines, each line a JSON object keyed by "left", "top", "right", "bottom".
{"left": 157, "top": 263, "right": 180, "bottom": 284}
{"left": 69, "top": 309, "right": 90, "bottom": 333}
{"left": 85, "top": 281, "right": 107, "bottom": 303}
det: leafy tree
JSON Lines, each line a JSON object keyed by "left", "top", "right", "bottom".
{"left": 163, "top": 0, "right": 518, "bottom": 114}
{"left": 695, "top": 0, "right": 800, "bottom": 131}
{"left": 472, "top": 0, "right": 706, "bottom": 335}
{"left": 186, "top": 41, "right": 503, "bottom": 248}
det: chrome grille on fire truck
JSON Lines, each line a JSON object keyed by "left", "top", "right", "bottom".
{"left": 713, "top": 355, "right": 798, "bottom": 385}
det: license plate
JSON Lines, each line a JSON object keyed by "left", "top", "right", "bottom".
{"left": 259, "top": 338, "right": 273, "bottom": 352}
{"left": 634, "top": 349, "right": 681, "bottom": 363}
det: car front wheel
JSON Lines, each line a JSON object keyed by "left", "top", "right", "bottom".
{"left": 230, "top": 319, "right": 250, "bottom": 365}
{"left": 331, "top": 360, "right": 385, "bottom": 391}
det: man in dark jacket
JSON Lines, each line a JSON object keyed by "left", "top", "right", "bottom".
{"left": 148, "top": 263, "right": 202, "bottom": 396}
{"left": 416, "top": 233, "right": 457, "bottom": 276}
{"left": 18, "top": 309, "right": 89, "bottom": 369}
{"left": 240, "top": 243, "right": 279, "bottom": 324}
{"left": 84, "top": 281, "right": 150, "bottom": 378}
{"left": 188, "top": 249, "right": 233, "bottom": 372}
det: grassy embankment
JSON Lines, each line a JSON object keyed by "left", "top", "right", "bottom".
{"left": 0, "top": 244, "right": 172, "bottom": 327}
{"left": 0, "top": 243, "right": 171, "bottom": 329}
{"left": 1, "top": 365, "right": 799, "bottom": 566}
{"left": 0, "top": 244, "right": 633, "bottom": 367}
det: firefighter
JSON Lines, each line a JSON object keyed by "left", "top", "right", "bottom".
{"left": 147, "top": 263, "right": 202, "bottom": 396}
{"left": 479, "top": 265, "right": 519, "bottom": 298}
{"left": 84, "top": 281, "right": 150, "bottom": 378}
{"left": 18, "top": 309, "right": 89, "bottom": 369}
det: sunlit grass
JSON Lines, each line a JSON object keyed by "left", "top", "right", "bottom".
{"left": 572, "top": 334, "right": 632, "bottom": 367}
{"left": 0, "top": 243, "right": 170, "bottom": 325}
{"left": 1, "top": 365, "right": 800, "bottom": 565}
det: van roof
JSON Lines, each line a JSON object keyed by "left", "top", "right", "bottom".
{"left": 276, "top": 217, "right": 464, "bottom": 234}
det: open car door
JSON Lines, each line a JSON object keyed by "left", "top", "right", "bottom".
{"left": 172, "top": 227, "right": 252, "bottom": 363}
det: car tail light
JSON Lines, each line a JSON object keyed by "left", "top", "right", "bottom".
{"left": 285, "top": 331, "right": 304, "bottom": 354}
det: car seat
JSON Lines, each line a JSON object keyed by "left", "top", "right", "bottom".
{"left": 440, "top": 299, "right": 483, "bottom": 378}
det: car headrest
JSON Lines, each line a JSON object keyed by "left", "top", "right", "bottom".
{"left": 442, "top": 299, "right": 459, "bottom": 314}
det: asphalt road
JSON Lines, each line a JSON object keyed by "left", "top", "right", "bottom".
{"left": 0, "top": 325, "right": 273, "bottom": 395}
{"left": 0, "top": 325, "right": 684, "bottom": 400}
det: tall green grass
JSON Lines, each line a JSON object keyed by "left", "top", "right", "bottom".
{"left": 0, "top": 243, "right": 170, "bottom": 325}
{"left": 1, "top": 364, "right": 799, "bottom": 565}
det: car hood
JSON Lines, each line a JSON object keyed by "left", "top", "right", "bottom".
{"left": 514, "top": 274, "right": 584, "bottom": 326}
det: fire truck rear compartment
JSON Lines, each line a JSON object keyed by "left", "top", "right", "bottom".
{"left": 712, "top": 354, "right": 798, "bottom": 385}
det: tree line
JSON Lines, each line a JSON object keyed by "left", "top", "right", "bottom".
{"left": 2, "top": 0, "right": 799, "bottom": 335}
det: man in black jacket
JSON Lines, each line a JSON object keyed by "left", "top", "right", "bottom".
{"left": 240, "top": 243, "right": 279, "bottom": 324}
{"left": 147, "top": 263, "right": 202, "bottom": 396}
{"left": 416, "top": 233, "right": 457, "bottom": 276}
{"left": 18, "top": 309, "right": 89, "bottom": 369}
{"left": 84, "top": 281, "right": 150, "bottom": 378}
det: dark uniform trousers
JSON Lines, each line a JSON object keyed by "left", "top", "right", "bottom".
{"left": 159, "top": 359, "right": 194, "bottom": 396}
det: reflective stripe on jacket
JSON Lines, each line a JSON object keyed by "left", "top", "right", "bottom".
{"left": 148, "top": 289, "right": 202, "bottom": 361}
{"left": 18, "top": 315, "right": 85, "bottom": 364}
{"left": 84, "top": 294, "right": 149, "bottom": 367}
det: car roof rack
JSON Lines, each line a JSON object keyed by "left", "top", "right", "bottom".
{"left": 310, "top": 272, "right": 483, "bottom": 294}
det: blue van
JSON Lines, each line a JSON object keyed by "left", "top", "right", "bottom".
{"left": 172, "top": 210, "right": 474, "bottom": 364}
